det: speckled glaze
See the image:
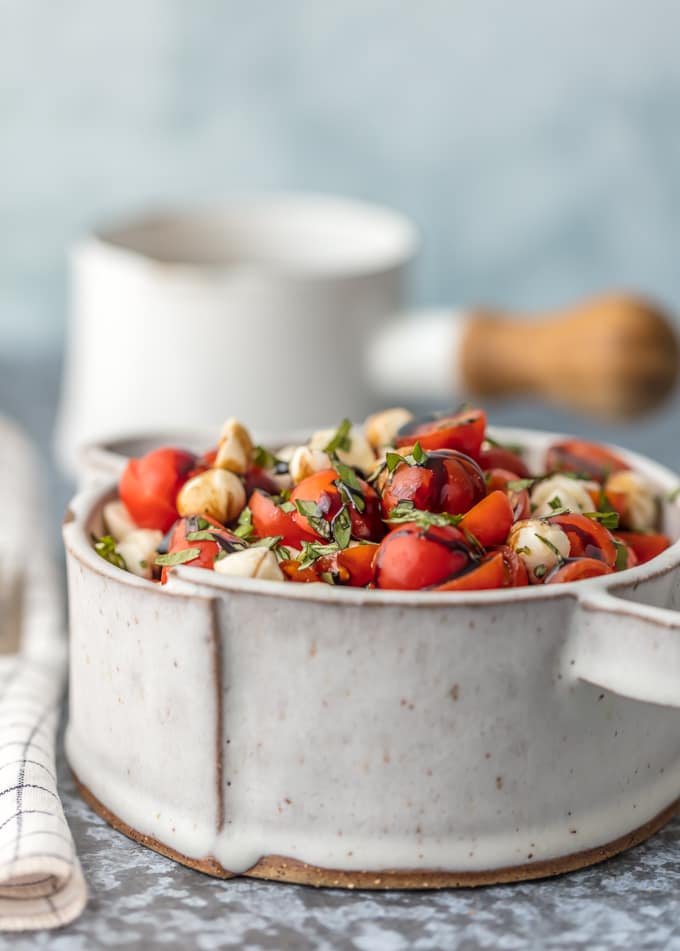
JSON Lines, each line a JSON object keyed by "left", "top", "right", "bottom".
{"left": 63, "top": 428, "right": 680, "bottom": 886}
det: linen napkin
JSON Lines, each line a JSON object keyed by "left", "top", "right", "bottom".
{"left": 0, "top": 416, "right": 86, "bottom": 930}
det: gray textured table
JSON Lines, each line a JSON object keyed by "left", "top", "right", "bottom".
{"left": 3, "top": 356, "right": 680, "bottom": 950}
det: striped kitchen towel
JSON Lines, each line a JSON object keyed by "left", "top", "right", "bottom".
{"left": 0, "top": 416, "right": 86, "bottom": 930}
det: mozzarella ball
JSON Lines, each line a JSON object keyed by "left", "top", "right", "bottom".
{"left": 176, "top": 469, "right": 246, "bottom": 524}
{"left": 103, "top": 499, "right": 138, "bottom": 542}
{"left": 116, "top": 529, "right": 163, "bottom": 579}
{"left": 604, "top": 470, "right": 658, "bottom": 532}
{"left": 289, "top": 446, "right": 333, "bottom": 484}
{"left": 508, "top": 518, "right": 571, "bottom": 583}
{"left": 215, "top": 418, "right": 254, "bottom": 474}
{"left": 531, "top": 474, "right": 599, "bottom": 517}
{"left": 214, "top": 546, "right": 284, "bottom": 581}
{"left": 308, "top": 426, "right": 376, "bottom": 475}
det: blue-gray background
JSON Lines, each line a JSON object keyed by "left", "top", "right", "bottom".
{"left": 4, "top": 0, "right": 680, "bottom": 356}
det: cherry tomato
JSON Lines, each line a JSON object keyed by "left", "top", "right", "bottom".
{"left": 548, "top": 513, "right": 617, "bottom": 568}
{"left": 381, "top": 450, "right": 486, "bottom": 520}
{"left": 281, "top": 543, "right": 378, "bottom": 587}
{"left": 458, "top": 490, "right": 514, "bottom": 547}
{"left": 483, "top": 468, "right": 531, "bottom": 521}
{"left": 161, "top": 515, "right": 243, "bottom": 584}
{"left": 395, "top": 408, "right": 486, "bottom": 456}
{"left": 290, "top": 470, "right": 385, "bottom": 543}
{"left": 250, "top": 490, "right": 318, "bottom": 548}
{"left": 492, "top": 544, "right": 530, "bottom": 586}
{"left": 119, "top": 447, "right": 196, "bottom": 533}
{"left": 432, "top": 551, "right": 506, "bottom": 591}
{"left": 545, "top": 557, "right": 614, "bottom": 584}
{"left": 613, "top": 532, "right": 670, "bottom": 564}
{"left": 545, "top": 440, "right": 629, "bottom": 483}
{"left": 374, "top": 523, "right": 476, "bottom": 590}
{"left": 478, "top": 445, "right": 530, "bottom": 478}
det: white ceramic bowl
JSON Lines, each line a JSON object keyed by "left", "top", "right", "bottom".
{"left": 63, "top": 427, "right": 680, "bottom": 887}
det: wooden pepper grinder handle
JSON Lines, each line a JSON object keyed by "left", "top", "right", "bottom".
{"left": 461, "top": 293, "right": 680, "bottom": 418}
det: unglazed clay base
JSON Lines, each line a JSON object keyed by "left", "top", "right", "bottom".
{"left": 71, "top": 772, "right": 680, "bottom": 889}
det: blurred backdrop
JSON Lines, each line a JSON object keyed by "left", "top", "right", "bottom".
{"left": 2, "top": 0, "right": 680, "bottom": 479}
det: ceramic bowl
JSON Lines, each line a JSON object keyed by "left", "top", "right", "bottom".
{"left": 63, "top": 427, "right": 680, "bottom": 888}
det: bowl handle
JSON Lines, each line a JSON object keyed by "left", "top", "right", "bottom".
{"left": 570, "top": 590, "right": 680, "bottom": 707}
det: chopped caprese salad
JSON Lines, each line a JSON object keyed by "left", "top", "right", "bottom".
{"left": 92, "top": 407, "right": 673, "bottom": 591}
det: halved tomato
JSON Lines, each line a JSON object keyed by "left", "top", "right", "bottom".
{"left": 395, "top": 408, "right": 486, "bottom": 457}
{"left": 374, "top": 523, "right": 476, "bottom": 590}
{"left": 250, "top": 490, "right": 319, "bottom": 548}
{"left": 545, "top": 440, "right": 629, "bottom": 483}
{"left": 432, "top": 551, "right": 505, "bottom": 591}
{"left": 613, "top": 532, "right": 670, "bottom": 565}
{"left": 381, "top": 450, "right": 486, "bottom": 520}
{"left": 119, "top": 447, "right": 196, "bottom": 533}
{"left": 281, "top": 543, "right": 378, "bottom": 587}
{"left": 548, "top": 513, "right": 617, "bottom": 568}
{"left": 484, "top": 468, "right": 531, "bottom": 521}
{"left": 458, "top": 490, "right": 514, "bottom": 547}
{"left": 290, "top": 470, "right": 385, "bottom": 542}
{"left": 545, "top": 557, "right": 614, "bottom": 584}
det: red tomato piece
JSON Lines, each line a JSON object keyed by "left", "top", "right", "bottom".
{"left": 478, "top": 445, "right": 530, "bottom": 478}
{"left": 545, "top": 440, "right": 629, "bottom": 483}
{"left": 161, "top": 515, "right": 243, "bottom": 583}
{"left": 545, "top": 558, "right": 614, "bottom": 584}
{"left": 548, "top": 513, "right": 617, "bottom": 568}
{"left": 492, "top": 544, "right": 530, "bottom": 586}
{"left": 290, "top": 470, "right": 385, "bottom": 543}
{"left": 119, "top": 447, "right": 196, "bottom": 533}
{"left": 458, "top": 490, "right": 514, "bottom": 547}
{"left": 250, "top": 490, "right": 319, "bottom": 548}
{"left": 395, "top": 408, "right": 486, "bottom": 457}
{"left": 374, "top": 523, "right": 475, "bottom": 590}
{"left": 381, "top": 450, "right": 486, "bottom": 520}
{"left": 484, "top": 468, "right": 531, "bottom": 521}
{"left": 432, "top": 551, "right": 506, "bottom": 591}
{"left": 613, "top": 532, "right": 670, "bottom": 565}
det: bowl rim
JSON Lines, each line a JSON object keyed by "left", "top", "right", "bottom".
{"left": 63, "top": 425, "right": 680, "bottom": 609}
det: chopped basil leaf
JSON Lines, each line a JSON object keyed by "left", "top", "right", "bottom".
{"left": 534, "top": 564, "right": 547, "bottom": 579}
{"left": 386, "top": 452, "right": 404, "bottom": 474}
{"left": 279, "top": 500, "right": 296, "bottom": 514}
{"left": 294, "top": 499, "right": 332, "bottom": 540}
{"left": 411, "top": 441, "right": 426, "bottom": 464}
{"left": 332, "top": 505, "right": 352, "bottom": 548}
{"left": 386, "top": 500, "right": 463, "bottom": 529}
{"left": 250, "top": 535, "right": 284, "bottom": 550}
{"left": 93, "top": 535, "right": 127, "bottom": 571}
{"left": 515, "top": 545, "right": 531, "bottom": 555}
{"left": 320, "top": 571, "right": 337, "bottom": 585}
{"left": 548, "top": 496, "right": 563, "bottom": 511}
{"left": 297, "top": 540, "right": 340, "bottom": 570}
{"left": 332, "top": 459, "right": 366, "bottom": 513}
{"left": 584, "top": 510, "right": 620, "bottom": 530}
{"left": 195, "top": 516, "right": 211, "bottom": 531}
{"left": 535, "top": 534, "right": 563, "bottom": 558}
{"left": 324, "top": 418, "right": 352, "bottom": 454}
{"left": 215, "top": 549, "right": 228, "bottom": 562}
{"left": 155, "top": 548, "right": 202, "bottom": 567}
{"left": 186, "top": 530, "right": 220, "bottom": 542}
{"left": 613, "top": 540, "right": 629, "bottom": 571}
{"left": 234, "top": 507, "right": 255, "bottom": 540}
